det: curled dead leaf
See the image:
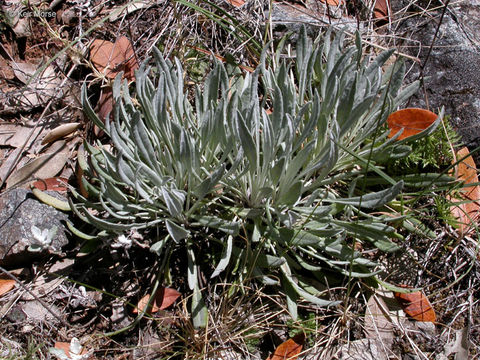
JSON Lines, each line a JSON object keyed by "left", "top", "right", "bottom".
{"left": 449, "top": 147, "right": 480, "bottom": 234}
{"left": 41, "top": 123, "right": 81, "bottom": 145}
{"left": 394, "top": 288, "right": 436, "bottom": 322}
{"left": 387, "top": 108, "right": 437, "bottom": 140}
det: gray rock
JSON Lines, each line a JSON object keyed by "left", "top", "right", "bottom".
{"left": 0, "top": 189, "right": 68, "bottom": 267}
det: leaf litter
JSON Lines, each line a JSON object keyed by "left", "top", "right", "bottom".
{"left": 6, "top": 140, "right": 69, "bottom": 188}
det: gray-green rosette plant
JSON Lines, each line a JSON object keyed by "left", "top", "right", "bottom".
{"left": 73, "top": 28, "right": 442, "bottom": 327}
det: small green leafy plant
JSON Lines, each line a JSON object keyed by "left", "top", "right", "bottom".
{"left": 390, "top": 115, "right": 460, "bottom": 172}
{"left": 73, "top": 27, "right": 443, "bottom": 327}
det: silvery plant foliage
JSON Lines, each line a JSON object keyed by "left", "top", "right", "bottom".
{"left": 73, "top": 27, "right": 439, "bottom": 327}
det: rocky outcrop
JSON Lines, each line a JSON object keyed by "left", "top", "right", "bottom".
{"left": 395, "top": 0, "right": 480, "bottom": 158}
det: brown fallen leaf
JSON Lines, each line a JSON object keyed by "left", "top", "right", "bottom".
{"left": 6, "top": 121, "right": 43, "bottom": 150}
{"left": 9, "top": 62, "right": 61, "bottom": 108}
{"left": 11, "top": 61, "right": 38, "bottom": 84}
{"left": 90, "top": 36, "right": 138, "bottom": 81}
{"left": 364, "top": 295, "right": 394, "bottom": 347}
{"left": 267, "top": 333, "right": 305, "bottom": 360}
{"left": 394, "top": 288, "right": 436, "bottom": 322}
{"left": 0, "top": 278, "right": 15, "bottom": 296}
{"left": 96, "top": 87, "right": 114, "bottom": 122}
{"left": 31, "top": 177, "right": 69, "bottom": 193}
{"left": 0, "top": 148, "right": 24, "bottom": 184}
{"left": 319, "top": 0, "right": 344, "bottom": 6}
{"left": 6, "top": 141, "right": 69, "bottom": 188}
{"left": 0, "top": 122, "right": 19, "bottom": 145}
{"left": 449, "top": 147, "right": 480, "bottom": 234}
{"left": 387, "top": 108, "right": 437, "bottom": 140}
{"left": 373, "top": 0, "right": 390, "bottom": 20}
{"left": 133, "top": 287, "right": 181, "bottom": 314}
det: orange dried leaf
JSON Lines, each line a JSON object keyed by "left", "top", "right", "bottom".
{"left": 226, "top": 0, "right": 245, "bottom": 6}
{"left": 449, "top": 147, "right": 480, "bottom": 233}
{"left": 90, "top": 36, "right": 138, "bottom": 80}
{"left": 53, "top": 341, "right": 88, "bottom": 358}
{"left": 54, "top": 342, "right": 71, "bottom": 356}
{"left": 387, "top": 108, "right": 437, "bottom": 140}
{"left": 0, "top": 278, "right": 15, "bottom": 296}
{"left": 394, "top": 289, "right": 436, "bottom": 322}
{"left": 133, "top": 287, "right": 181, "bottom": 314}
{"left": 373, "top": 0, "right": 390, "bottom": 19}
{"left": 319, "top": 0, "right": 343, "bottom": 6}
{"left": 268, "top": 333, "right": 305, "bottom": 360}
{"left": 32, "top": 177, "right": 68, "bottom": 192}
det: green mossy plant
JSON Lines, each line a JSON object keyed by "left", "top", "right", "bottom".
{"left": 73, "top": 27, "right": 444, "bottom": 327}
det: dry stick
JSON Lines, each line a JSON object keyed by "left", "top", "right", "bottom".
{"left": 418, "top": 0, "right": 451, "bottom": 110}
{"left": 0, "top": 265, "right": 69, "bottom": 331}
{"left": 0, "top": 64, "right": 77, "bottom": 190}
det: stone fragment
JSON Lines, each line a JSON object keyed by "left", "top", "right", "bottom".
{"left": 0, "top": 189, "right": 68, "bottom": 267}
